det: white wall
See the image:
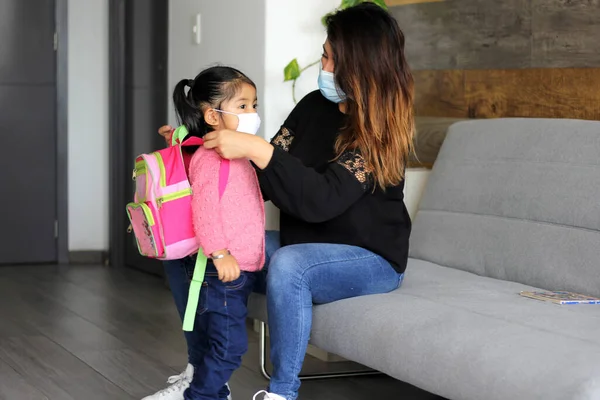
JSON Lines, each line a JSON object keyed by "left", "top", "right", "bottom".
{"left": 168, "top": 0, "right": 266, "bottom": 128}
{"left": 262, "top": 0, "right": 339, "bottom": 229}
{"left": 168, "top": 0, "right": 337, "bottom": 139}
{"left": 263, "top": 0, "right": 339, "bottom": 141}
{"left": 64, "top": 1, "right": 423, "bottom": 251}
{"left": 62, "top": 0, "right": 355, "bottom": 251}
{"left": 68, "top": 0, "right": 109, "bottom": 251}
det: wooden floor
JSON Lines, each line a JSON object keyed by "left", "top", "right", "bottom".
{"left": 0, "top": 264, "right": 445, "bottom": 400}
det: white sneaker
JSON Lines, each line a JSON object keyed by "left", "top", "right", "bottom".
{"left": 142, "top": 364, "right": 233, "bottom": 400}
{"left": 224, "top": 382, "right": 233, "bottom": 400}
{"left": 142, "top": 364, "right": 194, "bottom": 400}
{"left": 252, "top": 390, "right": 286, "bottom": 400}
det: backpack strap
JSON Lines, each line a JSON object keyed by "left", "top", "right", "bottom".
{"left": 182, "top": 252, "right": 208, "bottom": 331}
{"left": 172, "top": 126, "right": 189, "bottom": 146}
{"left": 219, "top": 159, "right": 230, "bottom": 199}
{"left": 180, "top": 135, "right": 231, "bottom": 199}
{"left": 181, "top": 134, "right": 231, "bottom": 196}
{"left": 181, "top": 135, "right": 204, "bottom": 147}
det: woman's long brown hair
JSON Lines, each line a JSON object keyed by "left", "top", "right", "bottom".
{"left": 326, "top": 3, "right": 414, "bottom": 191}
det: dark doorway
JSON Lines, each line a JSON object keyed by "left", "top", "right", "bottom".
{"left": 0, "top": 0, "right": 59, "bottom": 264}
{"left": 109, "top": 0, "right": 169, "bottom": 275}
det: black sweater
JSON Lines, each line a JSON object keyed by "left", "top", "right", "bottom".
{"left": 257, "top": 91, "right": 411, "bottom": 273}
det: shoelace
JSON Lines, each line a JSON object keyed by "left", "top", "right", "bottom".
{"left": 157, "top": 371, "right": 188, "bottom": 396}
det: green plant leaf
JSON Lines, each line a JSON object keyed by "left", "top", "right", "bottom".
{"left": 289, "top": 0, "right": 390, "bottom": 100}
{"left": 283, "top": 59, "right": 301, "bottom": 82}
{"left": 370, "top": 0, "right": 389, "bottom": 9}
{"left": 340, "top": 0, "right": 361, "bottom": 9}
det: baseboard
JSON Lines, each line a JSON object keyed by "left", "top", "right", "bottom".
{"left": 69, "top": 251, "right": 109, "bottom": 265}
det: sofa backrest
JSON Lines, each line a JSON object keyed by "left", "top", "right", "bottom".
{"left": 409, "top": 118, "right": 600, "bottom": 297}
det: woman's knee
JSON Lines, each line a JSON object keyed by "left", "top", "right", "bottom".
{"left": 266, "top": 245, "right": 306, "bottom": 285}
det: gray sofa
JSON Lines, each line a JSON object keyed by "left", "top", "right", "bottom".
{"left": 248, "top": 118, "right": 600, "bottom": 400}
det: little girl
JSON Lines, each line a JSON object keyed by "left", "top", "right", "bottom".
{"left": 142, "top": 66, "right": 265, "bottom": 400}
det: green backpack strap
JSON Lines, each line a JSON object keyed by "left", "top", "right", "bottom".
{"left": 172, "top": 125, "right": 189, "bottom": 146}
{"left": 178, "top": 123, "right": 231, "bottom": 332}
{"left": 182, "top": 251, "right": 208, "bottom": 331}
{"left": 177, "top": 124, "right": 203, "bottom": 331}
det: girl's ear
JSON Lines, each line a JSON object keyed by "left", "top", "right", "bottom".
{"left": 204, "top": 108, "right": 219, "bottom": 127}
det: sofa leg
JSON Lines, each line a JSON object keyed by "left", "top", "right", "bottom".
{"left": 258, "top": 321, "right": 382, "bottom": 381}
{"left": 258, "top": 320, "right": 271, "bottom": 380}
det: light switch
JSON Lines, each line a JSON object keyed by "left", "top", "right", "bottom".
{"left": 192, "top": 13, "right": 201, "bottom": 45}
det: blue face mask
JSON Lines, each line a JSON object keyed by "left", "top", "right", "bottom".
{"left": 318, "top": 64, "right": 346, "bottom": 104}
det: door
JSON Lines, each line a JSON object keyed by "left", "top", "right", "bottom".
{"left": 0, "top": 0, "right": 57, "bottom": 264}
{"left": 123, "top": 0, "right": 169, "bottom": 275}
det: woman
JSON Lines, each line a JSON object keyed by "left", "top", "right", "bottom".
{"left": 160, "top": 4, "right": 413, "bottom": 400}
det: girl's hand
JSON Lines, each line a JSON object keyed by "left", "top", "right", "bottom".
{"left": 213, "top": 253, "right": 241, "bottom": 283}
{"left": 158, "top": 125, "right": 174, "bottom": 146}
{"left": 203, "top": 129, "right": 275, "bottom": 169}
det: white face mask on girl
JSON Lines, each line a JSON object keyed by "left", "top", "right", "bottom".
{"left": 214, "top": 109, "right": 261, "bottom": 135}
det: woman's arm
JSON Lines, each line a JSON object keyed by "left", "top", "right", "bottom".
{"left": 255, "top": 146, "right": 370, "bottom": 223}
{"left": 255, "top": 126, "right": 296, "bottom": 202}
{"left": 203, "top": 91, "right": 310, "bottom": 167}
{"left": 203, "top": 129, "right": 371, "bottom": 223}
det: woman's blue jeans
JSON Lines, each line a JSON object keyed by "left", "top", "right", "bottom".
{"left": 257, "top": 231, "right": 404, "bottom": 400}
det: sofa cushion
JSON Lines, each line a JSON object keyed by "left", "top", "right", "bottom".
{"left": 410, "top": 118, "right": 600, "bottom": 297}
{"left": 250, "top": 258, "right": 600, "bottom": 400}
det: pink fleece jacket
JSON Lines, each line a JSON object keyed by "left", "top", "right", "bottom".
{"left": 188, "top": 147, "right": 265, "bottom": 272}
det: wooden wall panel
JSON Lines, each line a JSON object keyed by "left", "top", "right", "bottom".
{"left": 390, "top": 0, "right": 600, "bottom": 167}
{"left": 464, "top": 68, "right": 600, "bottom": 120}
{"left": 451, "top": 0, "right": 532, "bottom": 69}
{"left": 532, "top": 0, "right": 600, "bottom": 68}
{"left": 410, "top": 117, "right": 467, "bottom": 168}
{"left": 391, "top": 0, "right": 532, "bottom": 70}
{"left": 391, "top": 0, "right": 600, "bottom": 70}
{"left": 413, "top": 70, "right": 466, "bottom": 117}
{"left": 414, "top": 68, "right": 600, "bottom": 120}
{"left": 391, "top": 3, "right": 459, "bottom": 70}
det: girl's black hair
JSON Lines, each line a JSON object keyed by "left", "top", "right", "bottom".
{"left": 173, "top": 66, "right": 256, "bottom": 140}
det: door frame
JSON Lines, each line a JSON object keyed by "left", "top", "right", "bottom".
{"left": 56, "top": 0, "right": 69, "bottom": 264}
{"left": 108, "top": 0, "right": 169, "bottom": 269}
{"left": 108, "top": 0, "right": 127, "bottom": 268}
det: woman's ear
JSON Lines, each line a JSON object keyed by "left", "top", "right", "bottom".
{"left": 204, "top": 108, "right": 220, "bottom": 128}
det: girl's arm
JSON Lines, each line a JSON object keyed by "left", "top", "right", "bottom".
{"left": 190, "top": 150, "right": 243, "bottom": 282}
{"left": 188, "top": 150, "right": 230, "bottom": 256}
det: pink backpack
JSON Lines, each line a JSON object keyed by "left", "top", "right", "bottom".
{"left": 126, "top": 135, "right": 229, "bottom": 260}
{"left": 126, "top": 129, "right": 229, "bottom": 331}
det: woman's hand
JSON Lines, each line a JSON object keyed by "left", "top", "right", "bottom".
{"left": 202, "top": 129, "right": 251, "bottom": 159}
{"left": 203, "top": 129, "right": 275, "bottom": 169}
{"left": 213, "top": 253, "right": 241, "bottom": 283}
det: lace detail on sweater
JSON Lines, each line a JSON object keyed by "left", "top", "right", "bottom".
{"left": 336, "top": 151, "right": 372, "bottom": 190}
{"left": 271, "top": 126, "right": 295, "bottom": 152}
